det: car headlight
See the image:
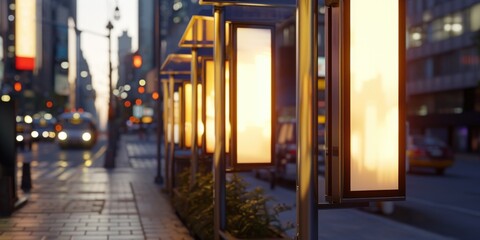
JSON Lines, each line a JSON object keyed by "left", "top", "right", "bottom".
{"left": 42, "top": 131, "right": 49, "bottom": 138}
{"left": 16, "top": 135, "right": 24, "bottom": 142}
{"left": 82, "top": 132, "right": 92, "bottom": 142}
{"left": 49, "top": 132, "right": 56, "bottom": 138}
{"left": 58, "top": 131, "right": 68, "bottom": 141}
{"left": 31, "top": 131, "right": 39, "bottom": 138}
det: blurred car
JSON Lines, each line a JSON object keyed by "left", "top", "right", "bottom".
{"left": 407, "top": 135, "right": 454, "bottom": 175}
{"left": 254, "top": 119, "right": 326, "bottom": 183}
{"left": 56, "top": 112, "right": 98, "bottom": 149}
{"left": 274, "top": 120, "right": 297, "bottom": 181}
{"left": 31, "top": 113, "right": 57, "bottom": 142}
{"left": 16, "top": 115, "right": 33, "bottom": 151}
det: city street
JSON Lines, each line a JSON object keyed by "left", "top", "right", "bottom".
{"left": 6, "top": 133, "right": 480, "bottom": 239}
{"left": 3, "top": 134, "right": 191, "bottom": 240}
{"left": 16, "top": 136, "right": 108, "bottom": 175}
{"left": 389, "top": 155, "right": 480, "bottom": 239}
{"left": 249, "top": 155, "right": 480, "bottom": 239}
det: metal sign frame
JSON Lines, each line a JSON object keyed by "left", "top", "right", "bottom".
{"left": 230, "top": 22, "right": 276, "bottom": 169}
{"left": 326, "top": 0, "right": 406, "bottom": 203}
{"left": 200, "top": 0, "right": 296, "bottom": 7}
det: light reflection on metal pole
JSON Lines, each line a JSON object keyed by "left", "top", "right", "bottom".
{"left": 167, "top": 74, "right": 175, "bottom": 193}
{"left": 213, "top": 5, "right": 226, "bottom": 240}
{"left": 191, "top": 47, "right": 198, "bottom": 185}
{"left": 296, "top": 0, "right": 318, "bottom": 239}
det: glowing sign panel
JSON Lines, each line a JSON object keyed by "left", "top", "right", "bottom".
{"left": 340, "top": 0, "right": 405, "bottom": 199}
{"left": 15, "top": 0, "right": 36, "bottom": 70}
{"left": 232, "top": 25, "right": 274, "bottom": 166}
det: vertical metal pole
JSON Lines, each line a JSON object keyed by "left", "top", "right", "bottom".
{"left": 296, "top": 0, "right": 318, "bottom": 239}
{"left": 167, "top": 75, "right": 175, "bottom": 193}
{"left": 162, "top": 81, "right": 170, "bottom": 185}
{"left": 326, "top": 4, "right": 342, "bottom": 203}
{"left": 105, "top": 21, "right": 115, "bottom": 169}
{"left": 191, "top": 48, "right": 199, "bottom": 185}
{"left": 76, "top": 31, "right": 81, "bottom": 109}
{"left": 154, "top": 0, "right": 164, "bottom": 184}
{"left": 213, "top": 6, "right": 226, "bottom": 240}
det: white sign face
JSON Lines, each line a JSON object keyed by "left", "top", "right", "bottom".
{"left": 15, "top": 0, "right": 36, "bottom": 70}
{"left": 235, "top": 26, "right": 273, "bottom": 165}
{"left": 204, "top": 60, "right": 230, "bottom": 154}
{"left": 349, "top": 0, "right": 399, "bottom": 191}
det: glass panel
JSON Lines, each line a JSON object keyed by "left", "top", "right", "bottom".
{"left": 197, "top": 84, "right": 203, "bottom": 146}
{"left": 184, "top": 83, "right": 192, "bottom": 148}
{"left": 173, "top": 91, "right": 180, "bottom": 144}
{"left": 205, "top": 60, "right": 215, "bottom": 153}
{"left": 205, "top": 60, "right": 230, "bottom": 153}
{"left": 350, "top": 0, "right": 399, "bottom": 191}
{"left": 235, "top": 27, "right": 272, "bottom": 164}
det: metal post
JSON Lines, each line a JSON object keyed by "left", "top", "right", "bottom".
{"left": 167, "top": 74, "right": 175, "bottom": 193}
{"left": 325, "top": 3, "right": 342, "bottom": 204}
{"left": 154, "top": 0, "right": 164, "bottom": 184}
{"left": 191, "top": 47, "right": 199, "bottom": 185}
{"left": 213, "top": 6, "right": 226, "bottom": 240}
{"left": 76, "top": 30, "right": 81, "bottom": 110}
{"left": 104, "top": 21, "right": 115, "bottom": 169}
{"left": 296, "top": 0, "right": 318, "bottom": 239}
{"left": 162, "top": 81, "right": 169, "bottom": 185}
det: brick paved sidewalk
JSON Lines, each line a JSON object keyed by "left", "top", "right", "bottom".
{"left": 0, "top": 134, "right": 192, "bottom": 240}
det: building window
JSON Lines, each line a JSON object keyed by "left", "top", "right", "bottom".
{"left": 408, "top": 26, "right": 425, "bottom": 48}
{"left": 470, "top": 3, "right": 480, "bottom": 32}
{"left": 435, "top": 90, "right": 464, "bottom": 114}
{"left": 407, "top": 58, "right": 427, "bottom": 81}
{"left": 431, "top": 12, "right": 464, "bottom": 42}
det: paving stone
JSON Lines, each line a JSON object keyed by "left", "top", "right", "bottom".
{"left": 1, "top": 133, "right": 193, "bottom": 240}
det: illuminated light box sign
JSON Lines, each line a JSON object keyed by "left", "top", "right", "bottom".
{"left": 203, "top": 59, "right": 231, "bottom": 154}
{"left": 332, "top": 0, "right": 406, "bottom": 201}
{"left": 15, "top": 0, "right": 36, "bottom": 70}
{"left": 231, "top": 24, "right": 275, "bottom": 167}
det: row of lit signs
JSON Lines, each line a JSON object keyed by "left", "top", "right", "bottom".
{"left": 165, "top": 0, "right": 405, "bottom": 201}
{"left": 164, "top": 23, "right": 274, "bottom": 168}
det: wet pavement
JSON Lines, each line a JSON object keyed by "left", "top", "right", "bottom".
{"left": 1, "top": 133, "right": 459, "bottom": 239}
{"left": 0, "top": 134, "right": 192, "bottom": 240}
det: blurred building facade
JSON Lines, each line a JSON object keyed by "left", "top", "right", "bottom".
{"left": 0, "top": 0, "right": 77, "bottom": 115}
{"left": 77, "top": 48, "right": 97, "bottom": 121}
{"left": 0, "top": 0, "right": 7, "bottom": 90}
{"left": 138, "top": 0, "right": 154, "bottom": 80}
{"left": 36, "top": 0, "right": 77, "bottom": 115}
{"left": 117, "top": 31, "right": 132, "bottom": 88}
{"left": 406, "top": 0, "right": 480, "bottom": 153}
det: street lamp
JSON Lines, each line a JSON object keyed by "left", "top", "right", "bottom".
{"left": 104, "top": 2, "right": 120, "bottom": 169}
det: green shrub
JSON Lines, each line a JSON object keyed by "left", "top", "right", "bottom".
{"left": 173, "top": 168, "right": 293, "bottom": 239}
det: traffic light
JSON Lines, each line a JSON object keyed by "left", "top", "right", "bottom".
{"left": 133, "top": 54, "right": 142, "bottom": 68}
{"left": 45, "top": 100, "right": 53, "bottom": 109}
{"left": 152, "top": 91, "right": 159, "bottom": 100}
{"left": 14, "top": 82, "right": 22, "bottom": 92}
